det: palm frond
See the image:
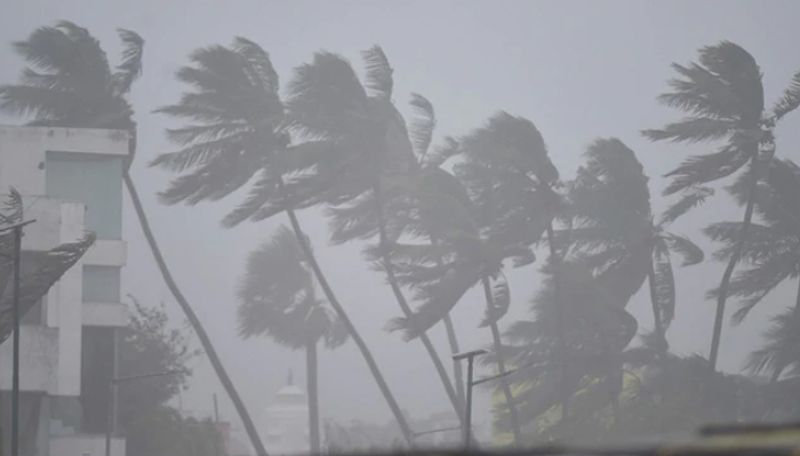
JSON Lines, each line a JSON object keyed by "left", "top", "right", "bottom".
{"left": 716, "top": 251, "right": 797, "bottom": 324}
{"left": 642, "top": 117, "right": 735, "bottom": 143}
{"left": 113, "top": 29, "right": 144, "bottom": 95}
{"left": 745, "top": 305, "right": 800, "bottom": 379}
{"left": 0, "top": 233, "right": 96, "bottom": 345}
{"left": 408, "top": 93, "right": 436, "bottom": 160}
{"left": 388, "top": 261, "right": 482, "bottom": 341}
{"left": 659, "top": 186, "right": 714, "bottom": 225}
{"left": 286, "top": 51, "right": 369, "bottom": 141}
{"left": 232, "top": 37, "right": 279, "bottom": 94}
{"left": 361, "top": 45, "right": 393, "bottom": 100}
{"left": 663, "top": 145, "right": 750, "bottom": 195}
{"left": 664, "top": 232, "right": 704, "bottom": 266}
{"left": 652, "top": 250, "right": 676, "bottom": 327}
{"left": 773, "top": 71, "right": 800, "bottom": 121}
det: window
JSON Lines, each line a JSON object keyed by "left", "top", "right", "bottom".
{"left": 82, "top": 266, "right": 121, "bottom": 303}
{"left": 45, "top": 151, "right": 124, "bottom": 240}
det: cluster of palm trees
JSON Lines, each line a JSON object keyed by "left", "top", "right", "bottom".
{"left": 2, "top": 22, "right": 800, "bottom": 453}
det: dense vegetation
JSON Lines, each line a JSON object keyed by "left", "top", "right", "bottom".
{"left": 2, "top": 21, "right": 800, "bottom": 454}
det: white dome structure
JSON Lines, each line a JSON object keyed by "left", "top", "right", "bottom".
{"left": 260, "top": 371, "right": 310, "bottom": 455}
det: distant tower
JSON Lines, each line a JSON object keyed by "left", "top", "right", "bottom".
{"left": 260, "top": 369, "right": 309, "bottom": 455}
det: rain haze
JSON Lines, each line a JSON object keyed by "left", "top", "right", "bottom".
{"left": 1, "top": 1, "right": 800, "bottom": 455}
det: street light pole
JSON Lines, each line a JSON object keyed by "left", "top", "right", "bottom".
{"left": 1, "top": 219, "right": 36, "bottom": 456}
{"left": 452, "top": 349, "right": 487, "bottom": 451}
{"left": 105, "top": 370, "right": 182, "bottom": 456}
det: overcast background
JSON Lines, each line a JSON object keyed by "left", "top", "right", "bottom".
{"left": 2, "top": 0, "right": 800, "bottom": 442}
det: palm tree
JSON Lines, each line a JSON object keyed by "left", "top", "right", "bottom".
{"left": 284, "top": 47, "right": 465, "bottom": 427}
{"left": 705, "top": 159, "right": 800, "bottom": 381}
{"left": 453, "top": 112, "right": 565, "bottom": 429}
{"left": 237, "top": 226, "right": 347, "bottom": 453}
{"left": 388, "top": 112, "right": 565, "bottom": 444}
{"left": 152, "top": 39, "right": 415, "bottom": 443}
{"left": 0, "top": 23, "right": 269, "bottom": 455}
{"left": 501, "top": 261, "right": 637, "bottom": 442}
{"left": 568, "top": 139, "right": 704, "bottom": 354}
{"left": 643, "top": 41, "right": 800, "bottom": 370}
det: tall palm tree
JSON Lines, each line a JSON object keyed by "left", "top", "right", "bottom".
{"left": 152, "top": 39, "right": 415, "bottom": 443}
{"left": 568, "top": 139, "right": 704, "bottom": 354}
{"left": 237, "top": 226, "right": 347, "bottom": 453}
{"left": 643, "top": 41, "right": 800, "bottom": 370}
{"left": 0, "top": 23, "right": 270, "bottom": 455}
{"left": 453, "top": 112, "right": 564, "bottom": 429}
{"left": 705, "top": 159, "right": 800, "bottom": 381}
{"left": 388, "top": 112, "right": 566, "bottom": 444}
{"left": 284, "top": 47, "right": 465, "bottom": 427}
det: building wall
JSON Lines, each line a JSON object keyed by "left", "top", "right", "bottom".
{"left": 0, "top": 125, "right": 131, "bottom": 455}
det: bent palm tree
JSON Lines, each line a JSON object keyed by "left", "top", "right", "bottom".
{"left": 152, "top": 39, "right": 414, "bottom": 443}
{"left": 238, "top": 226, "right": 347, "bottom": 453}
{"left": 643, "top": 41, "right": 800, "bottom": 369}
{"left": 285, "top": 47, "right": 464, "bottom": 428}
{"left": 454, "top": 113, "right": 564, "bottom": 428}
{"left": 0, "top": 23, "right": 269, "bottom": 455}
{"left": 568, "top": 139, "right": 703, "bottom": 354}
{"left": 706, "top": 159, "right": 800, "bottom": 381}
{"left": 388, "top": 112, "right": 565, "bottom": 444}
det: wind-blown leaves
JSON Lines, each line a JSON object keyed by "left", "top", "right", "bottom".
{"left": 362, "top": 46, "right": 393, "bottom": 101}
{"left": 663, "top": 146, "right": 750, "bottom": 195}
{"left": 772, "top": 71, "right": 800, "bottom": 121}
{"left": 659, "top": 186, "right": 714, "bottom": 225}
{"left": 237, "top": 226, "right": 346, "bottom": 349}
{"left": 153, "top": 38, "right": 300, "bottom": 215}
{"left": 664, "top": 233, "right": 704, "bottom": 266}
{"left": 0, "top": 21, "right": 135, "bottom": 130}
{"left": 0, "top": 232, "right": 96, "bottom": 345}
{"left": 706, "top": 159, "right": 800, "bottom": 325}
{"left": 113, "top": 29, "right": 144, "bottom": 95}
{"left": 408, "top": 93, "right": 436, "bottom": 159}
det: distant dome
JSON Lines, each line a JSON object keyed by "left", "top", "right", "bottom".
{"left": 259, "top": 369, "right": 310, "bottom": 455}
{"left": 275, "top": 384, "right": 306, "bottom": 405}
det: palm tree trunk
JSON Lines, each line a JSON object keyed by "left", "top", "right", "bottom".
{"left": 373, "top": 184, "right": 466, "bottom": 429}
{"left": 123, "top": 173, "right": 269, "bottom": 456}
{"left": 480, "top": 275, "right": 523, "bottom": 446}
{"left": 443, "top": 314, "right": 466, "bottom": 406}
{"left": 306, "top": 339, "right": 320, "bottom": 454}
{"left": 709, "top": 157, "right": 759, "bottom": 370}
{"left": 433, "top": 240, "right": 467, "bottom": 409}
{"left": 546, "top": 222, "right": 570, "bottom": 423}
{"left": 646, "top": 257, "right": 667, "bottom": 356}
{"left": 283, "top": 206, "right": 414, "bottom": 445}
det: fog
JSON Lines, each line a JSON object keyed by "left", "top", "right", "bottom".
{"left": 1, "top": 1, "right": 800, "bottom": 454}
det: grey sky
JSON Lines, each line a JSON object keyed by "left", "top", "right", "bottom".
{"left": 2, "top": 0, "right": 800, "bottom": 440}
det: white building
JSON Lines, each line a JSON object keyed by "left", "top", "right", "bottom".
{"left": 260, "top": 372, "right": 310, "bottom": 455}
{"left": 0, "top": 125, "right": 129, "bottom": 456}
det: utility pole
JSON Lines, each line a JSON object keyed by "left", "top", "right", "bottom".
{"left": 452, "top": 349, "right": 487, "bottom": 451}
{"left": 105, "top": 370, "right": 181, "bottom": 456}
{"left": 1, "top": 219, "right": 36, "bottom": 456}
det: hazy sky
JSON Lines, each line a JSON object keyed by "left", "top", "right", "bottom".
{"left": 2, "top": 0, "right": 800, "bottom": 442}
